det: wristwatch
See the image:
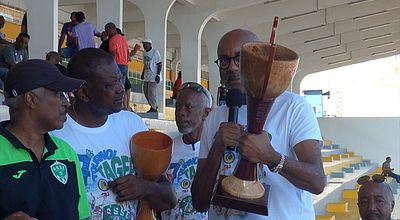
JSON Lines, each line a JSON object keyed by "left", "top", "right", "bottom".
{"left": 272, "top": 154, "right": 285, "bottom": 173}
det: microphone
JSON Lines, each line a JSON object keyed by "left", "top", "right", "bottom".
{"left": 226, "top": 88, "right": 244, "bottom": 124}
{"left": 226, "top": 89, "right": 244, "bottom": 151}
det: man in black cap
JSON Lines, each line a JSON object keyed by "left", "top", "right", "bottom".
{"left": 0, "top": 59, "right": 90, "bottom": 220}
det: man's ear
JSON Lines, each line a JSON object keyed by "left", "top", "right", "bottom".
{"left": 76, "top": 86, "right": 90, "bottom": 103}
{"left": 202, "top": 107, "right": 212, "bottom": 120}
{"left": 24, "top": 92, "right": 39, "bottom": 109}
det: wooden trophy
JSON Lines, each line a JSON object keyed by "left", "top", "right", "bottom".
{"left": 131, "top": 131, "right": 173, "bottom": 220}
{"left": 212, "top": 17, "right": 299, "bottom": 215}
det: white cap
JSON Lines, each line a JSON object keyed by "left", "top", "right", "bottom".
{"left": 141, "top": 37, "right": 152, "bottom": 44}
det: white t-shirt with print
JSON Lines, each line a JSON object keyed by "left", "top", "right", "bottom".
{"left": 51, "top": 110, "right": 148, "bottom": 220}
{"left": 143, "top": 48, "right": 162, "bottom": 82}
{"left": 199, "top": 91, "right": 322, "bottom": 220}
{"left": 162, "top": 135, "right": 208, "bottom": 220}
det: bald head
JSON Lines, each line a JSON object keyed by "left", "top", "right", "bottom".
{"left": 217, "top": 29, "right": 259, "bottom": 90}
{"left": 358, "top": 181, "right": 395, "bottom": 220}
{"left": 217, "top": 29, "right": 259, "bottom": 56}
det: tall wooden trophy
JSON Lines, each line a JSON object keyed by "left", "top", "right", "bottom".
{"left": 212, "top": 17, "right": 300, "bottom": 215}
{"left": 130, "top": 131, "right": 173, "bottom": 220}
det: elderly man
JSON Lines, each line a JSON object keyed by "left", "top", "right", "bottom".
{"left": 191, "top": 29, "right": 326, "bottom": 219}
{"left": 357, "top": 175, "right": 395, "bottom": 220}
{"left": 162, "top": 82, "right": 212, "bottom": 220}
{"left": 51, "top": 48, "right": 177, "bottom": 220}
{"left": 0, "top": 59, "right": 89, "bottom": 219}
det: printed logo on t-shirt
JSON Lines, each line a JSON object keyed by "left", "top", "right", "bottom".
{"left": 50, "top": 161, "right": 68, "bottom": 184}
{"left": 165, "top": 157, "right": 207, "bottom": 219}
{"left": 78, "top": 148, "right": 136, "bottom": 220}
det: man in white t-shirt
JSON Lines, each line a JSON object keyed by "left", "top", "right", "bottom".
{"left": 140, "top": 37, "right": 162, "bottom": 112}
{"left": 191, "top": 29, "right": 326, "bottom": 220}
{"left": 162, "top": 82, "right": 212, "bottom": 220}
{"left": 51, "top": 48, "right": 177, "bottom": 220}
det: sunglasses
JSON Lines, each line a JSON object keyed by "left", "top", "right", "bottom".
{"left": 357, "top": 174, "right": 385, "bottom": 185}
{"left": 177, "top": 82, "right": 212, "bottom": 108}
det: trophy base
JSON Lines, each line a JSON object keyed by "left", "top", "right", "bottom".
{"left": 211, "top": 175, "right": 270, "bottom": 216}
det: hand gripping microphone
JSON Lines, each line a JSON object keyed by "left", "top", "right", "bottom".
{"left": 225, "top": 88, "right": 244, "bottom": 150}
{"left": 226, "top": 88, "right": 244, "bottom": 124}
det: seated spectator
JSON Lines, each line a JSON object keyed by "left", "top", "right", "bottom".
{"left": 58, "top": 12, "right": 78, "bottom": 58}
{"left": 0, "top": 16, "right": 10, "bottom": 44}
{"left": 0, "top": 33, "right": 29, "bottom": 89}
{"left": 46, "top": 51, "right": 66, "bottom": 75}
{"left": 382, "top": 157, "right": 400, "bottom": 183}
{"left": 171, "top": 71, "right": 182, "bottom": 100}
{"left": 357, "top": 174, "right": 395, "bottom": 220}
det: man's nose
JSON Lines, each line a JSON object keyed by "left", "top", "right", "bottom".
{"left": 367, "top": 201, "right": 377, "bottom": 211}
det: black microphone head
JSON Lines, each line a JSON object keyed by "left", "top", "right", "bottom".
{"left": 226, "top": 88, "right": 244, "bottom": 108}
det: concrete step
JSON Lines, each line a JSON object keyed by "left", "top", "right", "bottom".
{"left": 350, "top": 163, "right": 360, "bottom": 170}
{"left": 342, "top": 190, "right": 358, "bottom": 200}
{"left": 316, "top": 215, "right": 336, "bottom": 220}
{"left": 331, "top": 171, "right": 346, "bottom": 178}
{"left": 327, "top": 202, "right": 348, "bottom": 213}
{"left": 342, "top": 167, "right": 355, "bottom": 173}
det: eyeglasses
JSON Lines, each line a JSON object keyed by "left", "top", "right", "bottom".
{"left": 214, "top": 55, "right": 240, "bottom": 69}
{"left": 357, "top": 174, "right": 385, "bottom": 185}
{"left": 177, "top": 82, "right": 212, "bottom": 108}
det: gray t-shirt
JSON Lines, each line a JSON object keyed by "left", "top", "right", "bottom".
{"left": 0, "top": 44, "right": 28, "bottom": 68}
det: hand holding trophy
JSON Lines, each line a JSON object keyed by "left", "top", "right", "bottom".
{"left": 212, "top": 17, "right": 300, "bottom": 215}
{"left": 131, "top": 131, "right": 172, "bottom": 220}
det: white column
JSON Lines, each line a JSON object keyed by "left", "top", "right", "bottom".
{"left": 26, "top": 0, "right": 58, "bottom": 59}
{"left": 203, "top": 23, "right": 230, "bottom": 106}
{"left": 134, "top": 0, "right": 175, "bottom": 114}
{"left": 96, "top": 0, "right": 123, "bottom": 30}
{"left": 179, "top": 28, "right": 202, "bottom": 83}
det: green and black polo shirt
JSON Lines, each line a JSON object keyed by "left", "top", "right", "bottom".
{"left": 0, "top": 121, "right": 90, "bottom": 220}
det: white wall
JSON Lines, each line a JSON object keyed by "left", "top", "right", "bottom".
{"left": 318, "top": 117, "right": 400, "bottom": 170}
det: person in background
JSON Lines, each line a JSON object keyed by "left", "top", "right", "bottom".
{"left": 141, "top": 37, "right": 162, "bottom": 113}
{"left": 357, "top": 175, "right": 395, "bottom": 220}
{"left": 216, "top": 83, "right": 227, "bottom": 106}
{"left": 0, "top": 16, "right": 10, "bottom": 44}
{"left": 171, "top": 71, "right": 182, "bottom": 100}
{"left": 162, "top": 82, "right": 212, "bottom": 220}
{"left": 72, "top": 11, "right": 100, "bottom": 50}
{"left": 0, "top": 59, "right": 89, "bottom": 220}
{"left": 0, "top": 32, "right": 30, "bottom": 89}
{"left": 58, "top": 12, "right": 78, "bottom": 58}
{"left": 382, "top": 157, "right": 400, "bottom": 183}
{"left": 46, "top": 51, "right": 67, "bottom": 75}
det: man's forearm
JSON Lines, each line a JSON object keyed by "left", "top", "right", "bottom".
{"left": 157, "top": 64, "right": 162, "bottom": 75}
{"left": 278, "top": 156, "right": 325, "bottom": 194}
{"left": 192, "top": 139, "right": 225, "bottom": 212}
{"left": 144, "top": 176, "right": 177, "bottom": 212}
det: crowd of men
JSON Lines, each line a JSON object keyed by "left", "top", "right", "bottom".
{"left": 0, "top": 9, "right": 397, "bottom": 220}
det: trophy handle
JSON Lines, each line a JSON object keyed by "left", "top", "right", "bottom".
{"left": 136, "top": 201, "right": 155, "bottom": 220}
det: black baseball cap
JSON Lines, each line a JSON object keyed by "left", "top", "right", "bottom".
{"left": 4, "top": 59, "right": 84, "bottom": 97}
